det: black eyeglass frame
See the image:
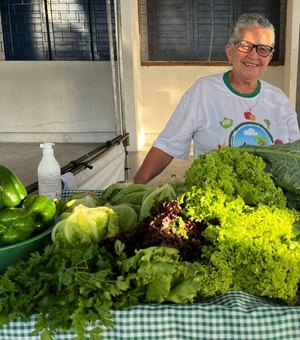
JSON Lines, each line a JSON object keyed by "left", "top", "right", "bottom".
{"left": 231, "top": 40, "right": 274, "bottom": 57}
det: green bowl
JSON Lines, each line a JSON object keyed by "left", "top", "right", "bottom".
{"left": 0, "top": 226, "right": 53, "bottom": 274}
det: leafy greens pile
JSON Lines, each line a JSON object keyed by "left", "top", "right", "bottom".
{"left": 114, "top": 199, "right": 207, "bottom": 261}
{"left": 239, "top": 140, "right": 300, "bottom": 195}
{"left": 2, "top": 144, "right": 300, "bottom": 338}
{"left": 238, "top": 140, "right": 300, "bottom": 209}
{"left": 185, "top": 146, "right": 287, "bottom": 207}
{"left": 180, "top": 186, "right": 300, "bottom": 301}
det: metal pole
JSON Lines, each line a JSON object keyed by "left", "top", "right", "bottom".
{"left": 114, "top": 0, "right": 127, "bottom": 138}
{"left": 106, "top": 0, "right": 129, "bottom": 180}
{"left": 25, "top": 133, "right": 130, "bottom": 193}
{"left": 106, "top": 0, "right": 122, "bottom": 136}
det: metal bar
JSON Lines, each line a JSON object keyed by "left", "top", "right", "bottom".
{"left": 61, "top": 133, "right": 129, "bottom": 174}
{"left": 25, "top": 133, "right": 129, "bottom": 193}
{"left": 87, "top": 0, "right": 95, "bottom": 60}
{"left": 106, "top": 0, "right": 122, "bottom": 135}
{"left": 114, "top": 0, "right": 126, "bottom": 136}
{"left": 44, "top": 0, "right": 53, "bottom": 60}
{"left": 113, "top": 0, "right": 129, "bottom": 179}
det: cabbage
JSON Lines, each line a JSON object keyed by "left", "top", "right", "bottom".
{"left": 51, "top": 204, "right": 119, "bottom": 246}
{"left": 108, "top": 203, "right": 138, "bottom": 232}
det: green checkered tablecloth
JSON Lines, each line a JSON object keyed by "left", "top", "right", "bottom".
{"left": 1, "top": 291, "right": 300, "bottom": 339}
{"left": 61, "top": 189, "right": 104, "bottom": 200}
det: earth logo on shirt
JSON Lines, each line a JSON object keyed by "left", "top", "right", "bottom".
{"left": 229, "top": 122, "right": 273, "bottom": 147}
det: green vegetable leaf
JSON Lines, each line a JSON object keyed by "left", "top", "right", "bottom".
{"left": 139, "top": 183, "right": 177, "bottom": 221}
{"left": 239, "top": 140, "right": 300, "bottom": 195}
{"left": 146, "top": 275, "right": 172, "bottom": 303}
{"left": 109, "top": 203, "right": 138, "bottom": 232}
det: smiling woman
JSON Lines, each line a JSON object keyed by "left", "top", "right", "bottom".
{"left": 225, "top": 17, "right": 275, "bottom": 93}
{"left": 133, "top": 12, "right": 300, "bottom": 185}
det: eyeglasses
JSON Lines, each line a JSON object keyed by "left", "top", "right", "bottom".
{"left": 232, "top": 40, "right": 274, "bottom": 57}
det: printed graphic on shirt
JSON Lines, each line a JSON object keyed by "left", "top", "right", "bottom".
{"left": 217, "top": 138, "right": 227, "bottom": 149}
{"left": 264, "top": 119, "right": 271, "bottom": 129}
{"left": 219, "top": 117, "right": 234, "bottom": 129}
{"left": 229, "top": 122, "right": 273, "bottom": 147}
{"left": 244, "top": 111, "right": 256, "bottom": 121}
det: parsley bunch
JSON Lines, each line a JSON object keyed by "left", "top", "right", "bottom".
{"left": 0, "top": 241, "right": 127, "bottom": 339}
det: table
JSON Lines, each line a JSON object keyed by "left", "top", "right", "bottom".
{"left": 1, "top": 291, "right": 300, "bottom": 339}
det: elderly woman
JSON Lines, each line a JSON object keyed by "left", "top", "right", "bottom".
{"left": 133, "top": 13, "right": 300, "bottom": 184}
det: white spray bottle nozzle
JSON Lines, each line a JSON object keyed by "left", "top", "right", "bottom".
{"left": 40, "top": 143, "right": 54, "bottom": 149}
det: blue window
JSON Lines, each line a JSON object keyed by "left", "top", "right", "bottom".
{"left": 0, "top": 0, "right": 115, "bottom": 61}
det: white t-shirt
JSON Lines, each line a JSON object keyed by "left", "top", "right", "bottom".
{"left": 153, "top": 72, "right": 300, "bottom": 159}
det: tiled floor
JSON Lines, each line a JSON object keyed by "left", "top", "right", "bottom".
{"left": 0, "top": 142, "right": 194, "bottom": 189}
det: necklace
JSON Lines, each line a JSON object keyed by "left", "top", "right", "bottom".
{"left": 239, "top": 90, "right": 261, "bottom": 121}
{"left": 228, "top": 71, "right": 261, "bottom": 121}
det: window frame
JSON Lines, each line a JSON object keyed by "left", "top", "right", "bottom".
{"left": 0, "top": 0, "right": 116, "bottom": 62}
{"left": 138, "top": 0, "right": 286, "bottom": 67}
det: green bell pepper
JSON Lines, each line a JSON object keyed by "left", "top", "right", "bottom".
{"left": 22, "top": 194, "right": 56, "bottom": 230}
{"left": 0, "top": 189, "right": 5, "bottom": 210}
{"left": 0, "top": 207, "right": 35, "bottom": 245}
{"left": 0, "top": 165, "right": 27, "bottom": 208}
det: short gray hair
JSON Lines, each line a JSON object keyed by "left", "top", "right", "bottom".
{"left": 228, "top": 13, "right": 275, "bottom": 47}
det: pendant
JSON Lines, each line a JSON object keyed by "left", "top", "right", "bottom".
{"left": 244, "top": 111, "right": 256, "bottom": 121}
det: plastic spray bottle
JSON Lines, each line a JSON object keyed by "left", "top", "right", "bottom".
{"left": 38, "top": 143, "right": 62, "bottom": 200}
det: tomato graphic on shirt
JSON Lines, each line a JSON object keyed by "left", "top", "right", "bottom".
{"left": 244, "top": 111, "right": 256, "bottom": 121}
{"left": 274, "top": 139, "right": 283, "bottom": 145}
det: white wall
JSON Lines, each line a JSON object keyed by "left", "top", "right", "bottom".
{"left": 283, "top": 0, "right": 300, "bottom": 106}
{"left": 0, "top": 61, "right": 116, "bottom": 143}
{"left": 119, "top": 0, "right": 145, "bottom": 150}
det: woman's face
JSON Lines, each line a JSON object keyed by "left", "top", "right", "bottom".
{"left": 225, "top": 26, "right": 273, "bottom": 83}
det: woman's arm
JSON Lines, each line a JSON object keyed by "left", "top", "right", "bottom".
{"left": 133, "top": 147, "right": 174, "bottom": 184}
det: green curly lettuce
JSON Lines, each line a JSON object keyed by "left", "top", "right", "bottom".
{"left": 185, "top": 147, "right": 286, "bottom": 208}
{"left": 180, "top": 187, "right": 300, "bottom": 303}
